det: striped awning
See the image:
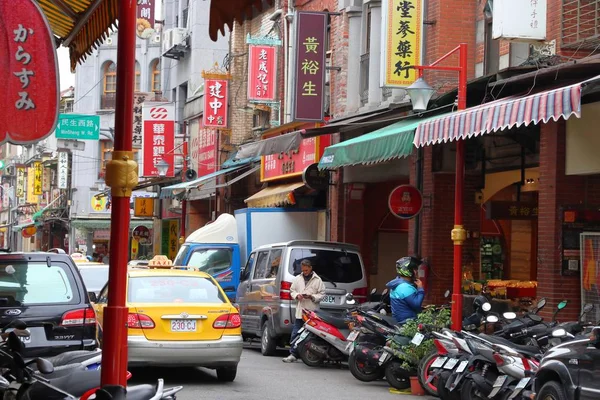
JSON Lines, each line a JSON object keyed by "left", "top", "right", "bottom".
{"left": 414, "top": 75, "right": 600, "bottom": 147}
{"left": 37, "top": 0, "right": 118, "bottom": 71}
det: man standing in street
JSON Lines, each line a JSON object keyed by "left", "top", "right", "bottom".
{"left": 282, "top": 259, "right": 326, "bottom": 363}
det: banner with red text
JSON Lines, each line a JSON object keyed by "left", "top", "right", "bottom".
{"left": 203, "top": 79, "right": 229, "bottom": 128}
{"left": 190, "top": 118, "right": 217, "bottom": 178}
{"left": 142, "top": 103, "right": 175, "bottom": 177}
{"left": 248, "top": 45, "right": 277, "bottom": 102}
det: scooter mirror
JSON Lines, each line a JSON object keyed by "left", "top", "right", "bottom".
{"left": 558, "top": 300, "right": 568, "bottom": 310}
{"left": 481, "top": 302, "right": 492, "bottom": 312}
{"left": 382, "top": 288, "right": 389, "bottom": 296}
{"left": 370, "top": 288, "right": 377, "bottom": 295}
{"left": 486, "top": 315, "right": 499, "bottom": 323}
{"left": 552, "top": 328, "right": 567, "bottom": 338}
{"left": 503, "top": 312, "right": 517, "bottom": 320}
{"left": 444, "top": 290, "right": 450, "bottom": 298}
{"left": 583, "top": 303, "right": 594, "bottom": 313}
{"left": 536, "top": 298, "right": 547, "bottom": 310}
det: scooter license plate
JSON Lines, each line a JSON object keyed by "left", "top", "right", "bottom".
{"left": 347, "top": 331, "right": 359, "bottom": 342}
{"left": 293, "top": 330, "right": 309, "bottom": 347}
{"left": 507, "top": 378, "right": 531, "bottom": 400}
{"left": 443, "top": 358, "right": 459, "bottom": 370}
{"left": 411, "top": 332, "right": 425, "bottom": 346}
{"left": 493, "top": 375, "right": 508, "bottom": 388}
{"left": 455, "top": 360, "right": 468, "bottom": 373}
{"left": 379, "top": 351, "right": 390, "bottom": 365}
{"left": 431, "top": 357, "right": 448, "bottom": 368}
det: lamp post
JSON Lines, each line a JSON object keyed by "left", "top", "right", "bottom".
{"left": 405, "top": 43, "right": 468, "bottom": 331}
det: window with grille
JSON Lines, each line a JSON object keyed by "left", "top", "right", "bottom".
{"left": 562, "top": 0, "right": 600, "bottom": 49}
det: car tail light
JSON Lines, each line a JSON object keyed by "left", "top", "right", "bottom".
{"left": 61, "top": 307, "right": 96, "bottom": 326}
{"left": 213, "top": 313, "right": 242, "bottom": 329}
{"left": 493, "top": 353, "right": 506, "bottom": 367}
{"left": 352, "top": 287, "right": 368, "bottom": 303}
{"left": 433, "top": 339, "right": 448, "bottom": 355}
{"left": 127, "top": 313, "right": 155, "bottom": 329}
{"left": 280, "top": 281, "right": 292, "bottom": 300}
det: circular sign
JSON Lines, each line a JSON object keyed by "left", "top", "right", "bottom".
{"left": 22, "top": 226, "right": 37, "bottom": 238}
{"left": 302, "top": 163, "right": 330, "bottom": 191}
{"left": 388, "top": 185, "right": 423, "bottom": 219}
{"left": 132, "top": 226, "right": 151, "bottom": 244}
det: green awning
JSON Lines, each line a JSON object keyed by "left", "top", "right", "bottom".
{"left": 317, "top": 114, "right": 448, "bottom": 169}
{"left": 70, "top": 219, "right": 153, "bottom": 231}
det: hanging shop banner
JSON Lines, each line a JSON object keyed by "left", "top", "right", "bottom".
{"left": 132, "top": 225, "right": 151, "bottom": 244}
{"left": 57, "top": 151, "right": 69, "bottom": 189}
{"left": 133, "top": 93, "right": 151, "bottom": 149}
{"left": 261, "top": 135, "right": 330, "bottom": 182}
{"left": 0, "top": 0, "right": 59, "bottom": 145}
{"left": 248, "top": 45, "right": 277, "bottom": 102}
{"left": 134, "top": 197, "right": 154, "bottom": 217}
{"left": 131, "top": 238, "right": 139, "bottom": 259}
{"left": 203, "top": 79, "right": 229, "bottom": 128}
{"left": 136, "top": 0, "right": 156, "bottom": 39}
{"left": 486, "top": 201, "right": 538, "bottom": 220}
{"left": 42, "top": 166, "right": 51, "bottom": 192}
{"left": 142, "top": 103, "right": 175, "bottom": 177}
{"left": 2, "top": 183, "right": 9, "bottom": 209}
{"left": 161, "top": 219, "right": 180, "bottom": 260}
{"left": 190, "top": 120, "right": 217, "bottom": 178}
{"left": 16, "top": 167, "right": 26, "bottom": 204}
{"left": 381, "top": 0, "right": 423, "bottom": 87}
{"left": 293, "top": 12, "right": 327, "bottom": 122}
{"left": 26, "top": 167, "right": 37, "bottom": 204}
{"left": 33, "top": 161, "right": 42, "bottom": 195}
{"left": 388, "top": 184, "right": 423, "bottom": 219}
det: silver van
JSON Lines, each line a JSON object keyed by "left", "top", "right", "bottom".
{"left": 236, "top": 240, "right": 368, "bottom": 356}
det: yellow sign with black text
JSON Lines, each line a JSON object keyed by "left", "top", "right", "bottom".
{"left": 381, "top": 0, "right": 423, "bottom": 87}
{"left": 33, "top": 162, "right": 43, "bottom": 195}
{"left": 134, "top": 197, "right": 154, "bottom": 217}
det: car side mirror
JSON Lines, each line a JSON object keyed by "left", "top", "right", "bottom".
{"left": 88, "top": 292, "right": 98, "bottom": 303}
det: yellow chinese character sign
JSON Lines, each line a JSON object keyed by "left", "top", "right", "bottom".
{"left": 381, "top": 0, "right": 423, "bottom": 87}
{"left": 33, "top": 162, "right": 42, "bottom": 195}
{"left": 134, "top": 197, "right": 154, "bottom": 217}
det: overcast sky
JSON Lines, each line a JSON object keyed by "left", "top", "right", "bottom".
{"left": 57, "top": 47, "right": 75, "bottom": 91}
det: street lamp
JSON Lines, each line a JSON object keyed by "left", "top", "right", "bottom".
{"left": 406, "top": 43, "right": 468, "bottom": 331}
{"left": 155, "top": 159, "right": 170, "bottom": 177}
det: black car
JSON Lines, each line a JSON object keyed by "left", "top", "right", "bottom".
{"left": 0, "top": 251, "right": 97, "bottom": 358}
{"left": 533, "top": 327, "right": 600, "bottom": 400}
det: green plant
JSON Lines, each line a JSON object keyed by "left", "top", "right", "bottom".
{"left": 392, "top": 307, "right": 451, "bottom": 371}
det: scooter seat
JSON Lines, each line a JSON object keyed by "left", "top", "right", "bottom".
{"left": 315, "top": 310, "right": 349, "bottom": 329}
{"left": 42, "top": 350, "right": 100, "bottom": 368}
{"left": 479, "top": 334, "right": 541, "bottom": 358}
{"left": 365, "top": 311, "right": 398, "bottom": 327}
{"left": 127, "top": 384, "right": 158, "bottom": 400}
{"left": 29, "top": 366, "right": 101, "bottom": 397}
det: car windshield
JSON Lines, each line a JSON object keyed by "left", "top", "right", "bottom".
{"left": 128, "top": 276, "right": 226, "bottom": 304}
{"left": 183, "top": 249, "right": 233, "bottom": 276}
{"left": 288, "top": 249, "right": 363, "bottom": 283}
{"left": 0, "top": 261, "right": 77, "bottom": 306}
{"left": 79, "top": 266, "right": 109, "bottom": 293}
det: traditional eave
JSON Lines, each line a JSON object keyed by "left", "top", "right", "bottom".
{"left": 209, "top": 0, "right": 274, "bottom": 41}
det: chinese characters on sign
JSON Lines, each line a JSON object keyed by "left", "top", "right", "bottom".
{"left": 486, "top": 201, "right": 538, "bottom": 220}
{"left": 247, "top": 45, "right": 277, "bottom": 102}
{"left": 133, "top": 93, "right": 150, "bottom": 149}
{"left": 33, "top": 162, "right": 42, "bottom": 195}
{"left": 42, "top": 167, "right": 51, "bottom": 192}
{"left": 388, "top": 185, "right": 423, "bottom": 219}
{"left": 293, "top": 12, "right": 327, "bottom": 122}
{"left": 1, "top": 0, "right": 59, "bottom": 144}
{"left": 142, "top": 103, "right": 175, "bottom": 177}
{"left": 261, "top": 135, "right": 331, "bottom": 182}
{"left": 190, "top": 120, "right": 217, "bottom": 178}
{"left": 161, "top": 220, "right": 179, "bottom": 260}
{"left": 381, "top": 0, "right": 422, "bottom": 87}
{"left": 26, "top": 167, "right": 37, "bottom": 204}
{"left": 203, "top": 79, "right": 229, "bottom": 128}
{"left": 57, "top": 152, "right": 69, "bottom": 189}
{"left": 16, "top": 167, "right": 26, "bottom": 205}
{"left": 2, "top": 184, "right": 9, "bottom": 209}
{"left": 136, "top": 0, "right": 155, "bottom": 39}
{"left": 134, "top": 197, "right": 154, "bottom": 217}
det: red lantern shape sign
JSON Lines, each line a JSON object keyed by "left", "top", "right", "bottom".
{"left": 0, "top": 0, "right": 59, "bottom": 144}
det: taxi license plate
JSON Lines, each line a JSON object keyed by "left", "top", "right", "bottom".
{"left": 431, "top": 357, "right": 448, "bottom": 368}
{"left": 321, "top": 295, "right": 336, "bottom": 304}
{"left": 444, "top": 358, "right": 459, "bottom": 370}
{"left": 171, "top": 320, "right": 196, "bottom": 332}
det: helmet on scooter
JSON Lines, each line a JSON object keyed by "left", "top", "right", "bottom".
{"left": 395, "top": 256, "right": 421, "bottom": 278}
{"left": 472, "top": 295, "right": 488, "bottom": 313}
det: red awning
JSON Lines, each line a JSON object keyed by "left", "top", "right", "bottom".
{"left": 413, "top": 75, "right": 600, "bottom": 147}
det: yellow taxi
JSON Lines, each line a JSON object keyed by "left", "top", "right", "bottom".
{"left": 93, "top": 257, "right": 242, "bottom": 382}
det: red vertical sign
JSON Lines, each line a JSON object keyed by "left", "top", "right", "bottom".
{"left": 136, "top": 0, "right": 155, "bottom": 39}
{"left": 203, "top": 79, "right": 229, "bottom": 128}
{"left": 247, "top": 45, "right": 277, "bottom": 102}
{"left": 142, "top": 103, "right": 175, "bottom": 177}
{"left": 0, "top": 0, "right": 59, "bottom": 144}
{"left": 191, "top": 124, "right": 217, "bottom": 178}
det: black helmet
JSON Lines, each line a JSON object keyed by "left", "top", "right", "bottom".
{"left": 473, "top": 295, "right": 488, "bottom": 313}
{"left": 396, "top": 256, "right": 421, "bottom": 278}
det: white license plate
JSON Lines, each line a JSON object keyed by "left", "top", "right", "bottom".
{"left": 444, "top": 358, "right": 459, "bottom": 370}
{"left": 507, "top": 377, "right": 531, "bottom": 400}
{"left": 493, "top": 375, "right": 508, "bottom": 388}
{"left": 456, "top": 360, "right": 468, "bottom": 373}
{"left": 379, "top": 351, "right": 390, "bottom": 365}
{"left": 411, "top": 332, "right": 425, "bottom": 346}
{"left": 170, "top": 319, "right": 196, "bottom": 332}
{"left": 320, "top": 295, "right": 336, "bottom": 304}
{"left": 295, "top": 330, "right": 310, "bottom": 345}
{"left": 431, "top": 357, "right": 448, "bottom": 368}
{"left": 347, "top": 330, "right": 359, "bottom": 342}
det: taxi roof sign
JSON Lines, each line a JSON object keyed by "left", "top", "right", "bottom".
{"left": 148, "top": 255, "right": 173, "bottom": 268}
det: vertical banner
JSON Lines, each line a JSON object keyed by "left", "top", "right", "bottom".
{"left": 142, "top": 103, "right": 175, "bottom": 177}
{"left": 2, "top": 183, "right": 9, "bottom": 209}
{"left": 33, "top": 162, "right": 42, "bottom": 195}
{"left": 26, "top": 167, "right": 37, "bottom": 204}
{"left": 161, "top": 220, "right": 170, "bottom": 256}
{"left": 203, "top": 79, "right": 229, "bottom": 128}
{"left": 190, "top": 122, "right": 217, "bottom": 178}
{"left": 131, "top": 238, "right": 139, "bottom": 260}
{"left": 381, "top": 0, "right": 423, "bottom": 87}
{"left": 57, "top": 151, "right": 69, "bottom": 189}
{"left": 293, "top": 12, "right": 327, "bottom": 122}
{"left": 16, "top": 167, "right": 26, "bottom": 204}
{"left": 247, "top": 45, "right": 277, "bottom": 102}
{"left": 42, "top": 166, "right": 51, "bottom": 192}
{"left": 132, "top": 93, "right": 150, "bottom": 149}
{"left": 168, "top": 219, "right": 179, "bottom": 260}
{"left": 136, "top": 0, "right": 155, "bottom": 39}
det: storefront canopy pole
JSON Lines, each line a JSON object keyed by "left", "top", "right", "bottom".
{"left": 100, "top": 0, "right": 138, "bottom": 390}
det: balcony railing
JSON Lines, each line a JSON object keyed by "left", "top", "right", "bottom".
{"left": 101, "top": 93, "right": 116, "bottom": 109}
{"left": 359, "top": 53, "right": 369, "bottom": 106}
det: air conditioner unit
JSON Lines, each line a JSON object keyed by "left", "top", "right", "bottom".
{"left": 162, "top": 28, "right": 188, "bottom": 60}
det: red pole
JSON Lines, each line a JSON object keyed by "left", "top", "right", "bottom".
{"left": 100, "top": 0, "right": 138, "bottom": 387}
{"left": 451, "top": 43, "right": 468, "bottom": 331}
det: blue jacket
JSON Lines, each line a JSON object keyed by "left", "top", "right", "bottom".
{"left": 388, "top": 278, "right": 425, "bottom": 324}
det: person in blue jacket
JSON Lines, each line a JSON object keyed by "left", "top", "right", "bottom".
{"left": 387, "top": 256, "right": 425, "bottom": 324}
